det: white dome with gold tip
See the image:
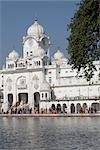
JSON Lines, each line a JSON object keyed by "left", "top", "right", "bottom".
{"left": 8, "top": 50, "right": 19, "bottom": 61}
{"left": 54, "top": 49, "right": 64, "bottom": 60}
{"left": 27, "top": 20, "right": 44, "bottom": 40}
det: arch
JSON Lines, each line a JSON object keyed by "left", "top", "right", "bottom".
{"left": 34, "top": 92, "right": 40, "bottom": 113}
{"left": 57, "top": 104, "right": 61, "bottom": 113}
{"left": 76, "top": 103, "right": 81, "bottom": 113}
{"left": 83, "top": 103, "right": 88, "bottom": 113}
{"left": 83, "top": 103, "right": 87, "bottom": 109}
{"left": 63, "top": 103, "right": 67, "bottom": 113}
{"left": 91, "top": 103, "right": 100, "bottom": 113}
{"left": 18, "top": 93, "right": 28, "bottom": 105}
{"left": 17, "top": 76, "right": 26, "bottom": 82}
{"left": 8, "top": 94, "right": 13, "bottom": 107}
{"left": 17, "top": 76, "right": 26, "bottom": 87}
{"left": 6, "top": 77, "right": 12, "bottom": 83}
{"left": 0, "top": 92, "right": 3, "bottom": 113}
{"left": 70, "top": 103, "right": 75, "bottom": 113}
{"left": 51, "top": 104, "right": 55, "bottom": 110}
{"left": 0, "top": 92, "right": 3, "bottom": 101}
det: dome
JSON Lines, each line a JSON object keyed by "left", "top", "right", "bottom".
{"left": 54, "top": 49, "right": 64, "bottom": 60}
{"left": 33, "top": 46, "right": 45, "bottom": 58}
{"left": 40, "top": 80, "right": 50, "bottom": 91}
{"left": 27, "top": 20, "right": 44, "bottom": 40}
{"left": 8, "top": 50, "right": 19, "bottom": 61}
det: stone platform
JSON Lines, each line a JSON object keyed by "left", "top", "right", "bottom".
{"left": 0, "top": 113, "right": 100, "bottom": 117}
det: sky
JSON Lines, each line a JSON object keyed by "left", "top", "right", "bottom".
{"left": 0, "top": 0, "right": 80, "bottom": 67}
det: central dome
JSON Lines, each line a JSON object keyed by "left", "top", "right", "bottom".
{"left": 27, "top": 20, "right": 44, "bottom": 40}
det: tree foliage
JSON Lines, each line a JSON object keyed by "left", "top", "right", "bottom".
{"left": 67, "top": 0, "right": 100, "bottom": 81}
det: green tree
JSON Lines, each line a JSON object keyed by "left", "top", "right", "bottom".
{"left": 67, "top": 0, "right": 100, "bottom": 81}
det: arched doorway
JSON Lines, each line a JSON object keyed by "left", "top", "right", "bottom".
{"left": 76, "top": 103, "right": 81, "bottom": 113}
{"left": 51, "top": 104, "right": 55, "bottom": 110}
{"left": 8, "top": 94, "right": 13, "bottom": 107}
{"left": 70, "top": 103, "right": 75, "bottom": 113}
{"left": 63, "top": 103, "right": 67, "bottom": 113}
{"left": 0, "top": 92, "right": 3, "bottom": 113}
{"left": 18, "top": 93, "right": 28, "bottom": 105}
{"left": 83, "top": 103, "right": 87, "bottom": 113}
{"left": 57, "top": 104, "right": 61, "bottom": 113}
{"left": 0, "top": 92, "right": 3, "bottom": 102}
{"left": 91, "top": 103, "right": 100, "bottom": 113}
{"left": 34, "top": 92, "right": 40, "bottom": 113}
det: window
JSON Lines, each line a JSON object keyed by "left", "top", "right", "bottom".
{"left": 44, "top": 69, "right": 47, "bottom": 75}
{"left": 39, "top": 61, "right": 40, "bottom": 65}
{"left": 45, "top": 93, "right": 47, "bottom": 98}
{"left": 42, "top": 93, "right": 44, "bottom": 98}
{"left": 49, "top": 77, "right": 52, "bottom": 83}
{"left": 8, "top": 64, "right": 14, "bottom": 68}
{"left": 36, "top": 61, "right": 38, "bottom": 65}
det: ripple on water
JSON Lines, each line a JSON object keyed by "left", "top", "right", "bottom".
{"left": 0, "top": 117, "right": 100, "bottom": 150}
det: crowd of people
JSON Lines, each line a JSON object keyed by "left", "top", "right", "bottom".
{"left": 0, "top": 105, "right": 98, "bottom": 114}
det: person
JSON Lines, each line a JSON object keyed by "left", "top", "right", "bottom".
{"left": 91, "top": 107, "right": 93, "bottom": 113}
{"left": 29, "top": 108, "right": 32, "bottom": 114}
{"left": 65, "top": 108, "right": 67, "bottom": 113}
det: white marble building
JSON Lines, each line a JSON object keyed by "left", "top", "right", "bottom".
{"left": 0, "top": 20, "right": 100, "bottom": 114}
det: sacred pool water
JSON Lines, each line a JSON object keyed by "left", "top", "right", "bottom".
{"left": 0, "top": 117, "right": 100, "bottom": 150}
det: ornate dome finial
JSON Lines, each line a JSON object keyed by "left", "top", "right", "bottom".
{"left": 34, "top": 12, "right": 38, "bottom": 21}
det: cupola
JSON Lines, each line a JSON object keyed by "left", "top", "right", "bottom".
{"left": 54, "top": 49, "right": 64, "bottom": 60}
{"left": 8, "top": 50, "right": 19, "bottom": 61}
{"left": 27, "top": 20, "right": 44, "bottom": 40}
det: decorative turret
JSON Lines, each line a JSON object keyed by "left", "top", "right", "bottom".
{"left": 54, "top": 49, "right": 64, "bottom": 61}
{"left": 8, "top": 49, "right": 19, "bottom": 61}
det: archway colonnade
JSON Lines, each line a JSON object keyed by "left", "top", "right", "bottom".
{"left": 41, "top": 101, "right": 100, "bottom": 114}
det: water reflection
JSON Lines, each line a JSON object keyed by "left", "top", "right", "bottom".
{"left": 0, "top": 117, "right": 100, "bottom": 150}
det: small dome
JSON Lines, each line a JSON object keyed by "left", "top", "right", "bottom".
{"left": 54, "top": 49, "right": 64, "bottom": 60}
{"left": 33, "top": 46, "right": 45, "bottom": 58}
{"left": 8, "top": 50, "right": 19, "bottom": 61}
{"left": 40, "top": 80, "right": 50, "bottom": 91}
{"left": 27, "top": 20, "right": 44, "bottom": 40}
